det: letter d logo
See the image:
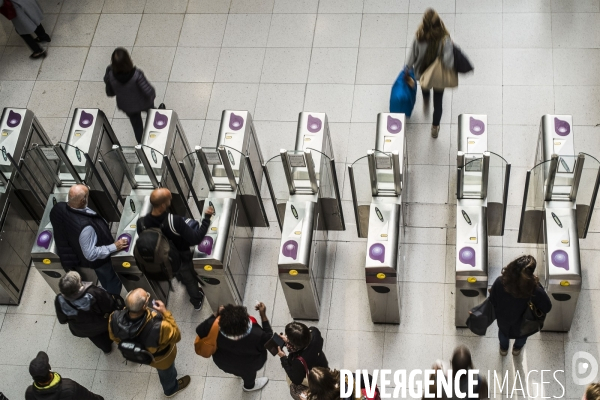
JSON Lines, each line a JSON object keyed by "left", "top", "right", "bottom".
{"left": 572, "top": 351, "right": 599, "bottom": 385}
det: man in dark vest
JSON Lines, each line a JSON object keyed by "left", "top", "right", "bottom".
{"left": 50, "top": 184, "right": 126, "bottom": 296}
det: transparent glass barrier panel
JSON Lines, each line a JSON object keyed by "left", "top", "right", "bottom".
{"left": 140, "top": 144, "right": 166, "bottom": 183}
{"left": 264, "top": 154, "right": 291, "bottom": 225}
{"left": 288, "top": 150, "right": 312, "bottom": 190}
{"left": 576, "top": 153, "right": 600, "bottom": 237}
{"left": 349, "top": 154, "right": 373, "bottom": 237}
{"left": 461, "top": 155, "right": 484, "bottom": 198}
{"left": 552, "top": 155, "right": 578, "bottom": 198}
{"left": 519, "top": 159, "right": 552, "bottom": 243}
{"left": 0, "top": 170, "right": 8, "bottom": 195}
{"left": 59, "top": 142, "right": 90, "bottom": 181}
{"left": 181, "top": 152, "right": 209, "bottom": 201}
{"left": 22, "top": 145, "right": 61, "bottom": 196}
{"left": 310, "top": 148, "right": 335, "bottom": 200}
{"left": 487, "top": 152, "right": 510, "bottom": 236}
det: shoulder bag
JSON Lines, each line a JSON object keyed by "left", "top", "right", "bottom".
{"left": 194, "top": 316, "right": 220, "bottom": 358}
{"left": 519, "top": 298, "right": 546, "bottom": 337}
{"left": 420, "top": 41, "right": 458, "bottom": 90}
{"left": 465, "top": 297, "right": 496, "bottom": 336}
{"left": 290, "top": 356, "right": 310, "bottom": 400}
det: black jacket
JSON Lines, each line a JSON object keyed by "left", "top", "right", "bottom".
{"left": 50, "top": 203, "right": 114, "bottom": 270}
{"left": 55, "top": 284, "right": 116, "bottom": 338}
{"left": 281, "top": 327, "right": 328, "bottom": 385}
{"left": 137, "top": 212, "right": 211, "bottom": 253}
{"left": 196, "top": 315, "right": 272, "bottom": 375}
{"left": 489, "top": 277, "right": 552, "bottom": 339}
{"left": 104, "top": 67, "right": 155, "bottom": 114}
{"left": 25, "top": 372, "right": 103, "bottom": 400}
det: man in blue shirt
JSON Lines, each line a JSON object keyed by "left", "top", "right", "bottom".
{"left": 50, "top": 184, "right": 126, "bottom": 296}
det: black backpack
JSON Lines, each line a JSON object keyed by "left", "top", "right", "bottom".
{"left": 118, "top": 340, "right": 155, "bottom": 365}
{"left": 134, "top": 215, "right": 181, "bottom": 282}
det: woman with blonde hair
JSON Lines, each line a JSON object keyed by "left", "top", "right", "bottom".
{"left": 405, "top": 9, "right": 454, "bottom": 138}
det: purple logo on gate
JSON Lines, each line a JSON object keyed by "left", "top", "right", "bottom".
{"left": 282, "top": 240, "right": 298, "bottom": 260}
{"left": 307, "top": 115, "right": 322, "bottom": 133}
{"left": 198, "top": 236, "right": 214, "bottom": 255}
{"left": 153, "top": 112, "right": 168, "bottom": 129}
{"left": 387, "top": 115, "right": 402, "bottom": 134}
{"left": 78, "top": 110, "right": 94, "bottom": 128}
{"left": 469, "top": 117, "right": 485, "bottom": 135}
{"left": 554, "top": 117, "right": 570, "bottom": 136}
{"left": 551, "top": 250, "right": 569, "bottom": 270}
{"left": 369, "top": 243, "right": 385, "bottom": 263}
{"left": 7, "top": 110, "right": 22, "bottom": 128}
{"left": 229, "top": 113, "right": 244, "bottom": 131}
{"left": 37, "top": 230, "right": 52, "bottom": 249}
{"left": 459, "top": 246, "right": 476, "bottom": 267}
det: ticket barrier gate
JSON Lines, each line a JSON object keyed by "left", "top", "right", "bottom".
{"left": 455, "top": 114, "right": 510, "bottom": 327}
{"left": 263, "top": 112, "right": 345, "bottom": 320}
{"left": 0, "top": 108, "right": 53, "bottom": 304}
{"left": 109, "top": 109, "right": 196, "bottom": 304}
{"left": 347, "top": 113, "right": 407, "bottom": 324}
{"left": 25, "top": 109, "right": 125, "bottom": 293}
{"left": 518, "top": 115, "right": 600, "bottom": 332}
{"left": 175, "top": 111, "right": 269, "bottom": 311}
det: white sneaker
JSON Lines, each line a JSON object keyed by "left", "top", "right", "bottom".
{"left": 242, "top": 377, "right": 269, "bottom": 392}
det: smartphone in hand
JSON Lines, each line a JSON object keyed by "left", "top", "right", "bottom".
{"left": 264, "top": 333, "right": 285, "bottom": 356}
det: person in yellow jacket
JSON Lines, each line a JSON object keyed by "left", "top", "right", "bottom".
{"left": 108, "top": 288, "right": 190, "bottom": 397}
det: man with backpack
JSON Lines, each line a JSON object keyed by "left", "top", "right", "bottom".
{"left": 55, "top": 271, "right": 119, "bottom": 354}
{"left": 135, "top": 188, "right": 214, "bottom": 310}
{"left": 108, "top": 288, "right": 190, "bottom": 397}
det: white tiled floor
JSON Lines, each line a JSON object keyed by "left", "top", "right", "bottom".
{"left": 1, "top": 1, "right": 600, "bottom": 399}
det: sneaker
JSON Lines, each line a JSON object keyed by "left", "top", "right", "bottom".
{"left": 158, "top": 103, "right": 166, "bottom": 109}
{"left": 30, "top": 49, "right": 47, "bottom": 59}
{"left": 499, "top": 347, "right": 508, "bottom": 356}
{"left": 431, "top": 125, "right": 440, "bottom": 138}
{"left": 242, "top": 377, "right": 269, "bottom": 392}
{"left": 166, "top": 375, "right": 191, "bottom": 398}
{"left": 193, "top": 287, "right": 205, "bottom": 311}
{"left": 512, "top": 346, "right": 523, "bottom": 356}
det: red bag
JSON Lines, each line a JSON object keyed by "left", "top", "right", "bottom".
{"left": 0, "top": 0, "right": 17, "bottom": 20}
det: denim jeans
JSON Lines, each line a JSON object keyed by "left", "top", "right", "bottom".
{"left": 157, "top": 362, "right": 178, "bottom": 395}
{"left": 499, "top": 330, "right": 527, "bottom": 351}
{"left": 94, "top": 261, "right": 123, "bottom": 295}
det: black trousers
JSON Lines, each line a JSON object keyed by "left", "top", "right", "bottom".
{"left": 239, "top": 370, "right": 257, "bottom": 389}
{"left": 19, "top": 24, "right": 48, "bottom": 53}
{"left": 178, "top": 251, "right": 203, "bottom": 308}
{"left": 422, "top": 88, "right": 444, "bottom": 126}
{"left": 88, "top": 331, "right": 113, "bottom": 353}
{"left": 126, "top": 111, "right": 144, "bottom": 144}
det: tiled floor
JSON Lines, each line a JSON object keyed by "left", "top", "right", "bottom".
{"left": 1, "top": 0, "right": 600, "bottom": 399}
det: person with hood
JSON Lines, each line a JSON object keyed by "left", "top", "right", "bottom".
{"left": 8, "top": 0, "right": 51, "bottom": 59}
{"left": 108, "top": 288, "right": 190, "bottom": 397}
{"left": 54, "top": 271, "right": 118, "bottom": 354}
{"left": 103, "top": 47, "right": 157, "bottom": 143}
{"left": 25, "top": 351, "right": 103, "bottom": 399}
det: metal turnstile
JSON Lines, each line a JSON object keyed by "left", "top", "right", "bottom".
{"left": 108, "top": 109, "right": 198, "bottom": 304}
{"left": 0, "top": 108, "right": 53, "bottom": 304}
{"left": 455, "top": 114, "right": 511, "bottom": 327}
{"left": 347, "top": 113, "right": 408, "bottom": 324}
{"left": 173, "top": 111, "right": 270, "bottom": 311}
{"left": 26, "top": 108, "right": 125, "bottom": 293}
{"left": 518, "top": 115, "right": 600, "bottom": 332}
{"left": 263, "top": 112, "right": 345, "bottom": 320}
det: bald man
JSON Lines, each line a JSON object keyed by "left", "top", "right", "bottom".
{"left": 49, "top": 184, "right": 126, "bottom": 295}
{"left": 137, "top": 188, "right": 214, "bottom": 310}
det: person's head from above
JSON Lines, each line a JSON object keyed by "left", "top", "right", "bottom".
{"left": 67, "top": 184, "right": 89, "bottom": 210}
{"left": 451, "top": 345, "right": 474, "bottom": 378}
{"left": 307, "top": 367, "right": 340, "bottom": 400}
{"left": 585, "top": 383, "right": 600, "bottom": 400}
{"left": 150, "top": 188, "right": 172, "bottom": 215}
{"left": 218, "top": 304, "right": 250, "bottom": 337}
{"left": 111, "top": 47, "right": 134, "bottom": 75}
{"left": 501, "top": 255, "right": 539, "bottom": 298}
{"left": 29, "top": 351, "right": 53, "bottom": 385}
{"left": 125, "top": 288, "right": 150, "bottom": 317}
{"left": 58, "top": 271, "right": 82, "bottom": 297}
{"left": 416, "top": 8, "right": 449, "bottom": 41}
{"left": 283, "top": 321, "right": 311, "bottom": 352}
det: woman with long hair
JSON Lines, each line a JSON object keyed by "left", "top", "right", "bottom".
{"left": 405, "top": 8, "right": 454, "bottom": 138}
{"left": 278, "top": 322, "right": 328, "bottom": 386}
{"left": 489, "top": 255, "right": 552, "bottom": 356}
{"left": 307, "top": 368, "right": 342, "bottom": 400}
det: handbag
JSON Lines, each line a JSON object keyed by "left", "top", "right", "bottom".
{"left": 0, "top": 0, "right": 17, "bottom": 20}
{"left": 519, "top": 299, "right": 546, "bottom": 337}
{"left": 419, "top": 41, "right": 458, "bottom": 90}
{"left": 290, "top": 356, "right": 310, "bottom": 400}
{"left": 390, "top": 68, "right": 417, "bottom": 117}
{"left": 453, "top": 44, "right": 474, "bottom": 74}
{"left": 194, "top": 316, "right": 220, "bottom": 358}
{"left": 465, "top": 297, "right": 496, "bottom": 336}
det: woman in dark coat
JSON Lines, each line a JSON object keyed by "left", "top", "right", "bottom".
{"left": 196, "top": 303, "right": 272, "bottom": 392}
{"left": 277, "top": 322, "right": 328, "bottom": 386}
{"left": 489, "top": 255, "right": 552, "bottom": 356}
{"left": 103, "top": 48, "right": 156, "bottom": 143}
{"left": 10, "top": 0, "right": 51, "bottom": 58}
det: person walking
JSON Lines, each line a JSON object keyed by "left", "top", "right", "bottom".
{"left": 103, "top": 47, "right": 157, "bottom": 143}
{"left": 7, "top": 0, "right": 50, "bottom": 59}
{"left": 138, "top": 188, "right": 214, "bottom": 310}
{"left": 196, "top": 303, "right": 272, "bottom": 392}
{"left": 50, "top": 184, "right": 125, "bottom": 296}
{"left": 489, "top": 255, "right": 552, "bottom": 356}
{"left": 25, "top": 351, "right": 104, "bottom": 399}
{"left": 108, "top": 288, "right": 190, "bottom": 397}
{"left": 277, "top": 322, "right": 328, "bottom": 386}
{"left": 54, "top": 271, "right": 119, "bottom": 354}
{"left": 405, "top": 8, "right": 454, "bottom": 138}
{"left": 584, "top": 383, "right": 600, "bottom": 400}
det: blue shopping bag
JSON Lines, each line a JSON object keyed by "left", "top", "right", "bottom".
{"left": 389, "top": 68, "right": 417, "bottom": 117}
